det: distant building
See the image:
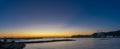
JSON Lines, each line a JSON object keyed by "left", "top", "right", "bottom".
{"left": 92, "top": 30, "right": 120, "bottom": 38}
{"left": 92, "top": 32, "right": 106, "bottom": 38}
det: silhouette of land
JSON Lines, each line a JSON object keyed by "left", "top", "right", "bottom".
{"left": 1, "top": 30, "right": 120, "bottom": 39}
{"left": 0, "top": 38, "right": 75, "bottom": 49}
{"left": 18, "top": 39, "right": 75, "bottom": 44}
{"left": 71, "top": 30, "right": 120, "bottom": 38}
{"left": 71, "top": 35, "right": 92, "bottom": 38}
{"left": 92, "top": 30, "right": 120, "bottom": 38}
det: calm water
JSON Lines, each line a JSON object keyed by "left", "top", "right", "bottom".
{"left": 24, "top": 38, "right": 120, "bottom": 49}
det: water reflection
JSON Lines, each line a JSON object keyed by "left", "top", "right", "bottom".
{"left": 25, "top": 38, "right": 120, "bottom": 49}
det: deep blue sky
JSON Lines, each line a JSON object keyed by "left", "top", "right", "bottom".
{"left": 0, "top": 0, "right": 120, "bottom": 34}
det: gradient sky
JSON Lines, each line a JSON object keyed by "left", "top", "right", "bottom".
{"left": 0, "top": 0, "right": 120, "bottom": 37}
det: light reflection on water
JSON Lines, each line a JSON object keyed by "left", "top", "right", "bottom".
{"left": 24, "top": 38, "right": 120, "bottom": 49}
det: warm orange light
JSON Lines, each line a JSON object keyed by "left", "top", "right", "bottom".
{"left": 0, "top": 29, "right": 94, "bottom": 38}
{"left": 0, "top": 32, "right": 72, "bottom": 38}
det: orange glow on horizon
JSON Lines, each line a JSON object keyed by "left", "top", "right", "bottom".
{"left": 0, "top": 29, "right": 94, "bottom": 38}
{"left": 0, "top": 33, "right": 73, "bottom": 38}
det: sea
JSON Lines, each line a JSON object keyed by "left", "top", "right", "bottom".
{"left": 22, "top": 38, "right": 120, "bottom": 49}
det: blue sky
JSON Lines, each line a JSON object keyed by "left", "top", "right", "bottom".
{"left": 0, "top": 0, "right": 120, "bottom": 35}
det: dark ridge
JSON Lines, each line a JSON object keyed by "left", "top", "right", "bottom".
{"left": 18, "top": 39, "right": 75, "bottom": 44}
{"left": 92, "top": 30, "right": 120, "bottom": 38}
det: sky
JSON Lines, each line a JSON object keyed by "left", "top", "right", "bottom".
{"left": 0, "top": 0, "right": 120, "bottom": 37}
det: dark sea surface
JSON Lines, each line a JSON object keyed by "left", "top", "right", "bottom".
{"left": 24, "top": 38, "right": 120, "bottom": 49}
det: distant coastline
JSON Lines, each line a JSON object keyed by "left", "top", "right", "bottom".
{"left": 71, "top": 30, "right": 120, "bottom": 38}
{"left": 1, "top": 30, "right": 120, "bottom": 39}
